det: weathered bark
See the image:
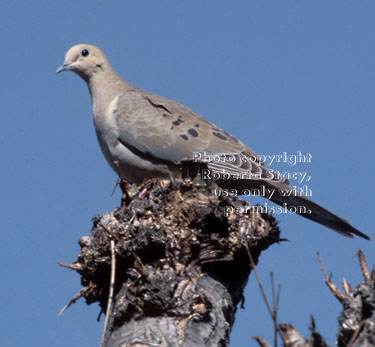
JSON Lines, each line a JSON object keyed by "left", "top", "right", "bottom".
{"left": 255, "top": 318, "right": 329, "bottom": 347}
{"left": 68, "top": 178, "right": 280, "bottom": 347}
{"left": 253, "top": 251, "right": 375, "bottom": 347}
{"left": 61, "top": 177, "right": 375, "bottom": 346}
{"left": 336, "top": 251, "right": 375, "bottom": 347}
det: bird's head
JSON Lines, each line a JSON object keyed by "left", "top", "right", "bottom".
{"left": 56, "top": 44, "right": 109, "bottom": 82}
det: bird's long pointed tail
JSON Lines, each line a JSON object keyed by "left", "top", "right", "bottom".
{"left": 270, "top": 189, "right": 369, "bottom": 240}
{"left": 219, "top": 179, "right": 370, "bottom": 240}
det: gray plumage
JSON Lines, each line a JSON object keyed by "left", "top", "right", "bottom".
{"left": 57, "top": 44, "right": 369, "bottom": 240}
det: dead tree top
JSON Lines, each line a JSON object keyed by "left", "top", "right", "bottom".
{"left": 66, "top": 178, "right": 281, "bottom": 346}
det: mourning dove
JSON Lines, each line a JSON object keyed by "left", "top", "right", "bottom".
{"left": 57, "top": 44, "right": 369, "bottom": 240}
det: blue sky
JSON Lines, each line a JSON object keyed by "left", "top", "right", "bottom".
{"left": 1, "top": 1, "right": 374, "bottom": 346}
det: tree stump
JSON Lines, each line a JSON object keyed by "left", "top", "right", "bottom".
{"left": 66, "top": 178, "right": 280, "bottom": 347}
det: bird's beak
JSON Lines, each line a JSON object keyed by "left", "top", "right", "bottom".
{"left": 56, "top": 61, "right": 73, "bottom": 74}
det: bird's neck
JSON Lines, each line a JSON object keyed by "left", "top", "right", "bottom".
{"left": 87, "top": 68, "right": 134, "bottom": 114}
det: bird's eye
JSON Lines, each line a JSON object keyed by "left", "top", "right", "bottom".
{"left": 80, "top": 49, "right": 90, "bottom": 57}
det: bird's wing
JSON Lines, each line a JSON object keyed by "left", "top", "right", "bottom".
{"left": 112, "top": 90, "right": 289, "bottom": 185}
{"left": 111, "top": 89, "right": 368, "bottom": 240}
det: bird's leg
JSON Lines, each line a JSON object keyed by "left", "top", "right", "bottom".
{"left": 138, "top": 187, "right": 148, "bottom": 199}
{"left": 120, "top": 180, "right": 136, "bottom": 206}
{"left": 137, "top": 177, "right": 156, "bottom": 199}
{"left": 112, "top": 160, "right": 132, "bottom": 205}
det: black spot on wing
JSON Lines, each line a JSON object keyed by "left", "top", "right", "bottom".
{"left": 213, "top": 131, "right": 227, "bottom": 141}
{"left": 180, "top": 134, "right": 188, "bottom": 141}
{"left": 194, "top": 123, "right": 200, "bottom": 127}
{"left": 188, "top": 128, "right": 198, "bottom": 137}
{"left": 172, "top": 116, "right": 185, "bottom": 126}
{"left": 210, "top": 126, "right": 240, "bottom": 144}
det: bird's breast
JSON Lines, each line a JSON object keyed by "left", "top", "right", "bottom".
{"left": 92, "top": 96, "right": 174, "bottom": 184}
